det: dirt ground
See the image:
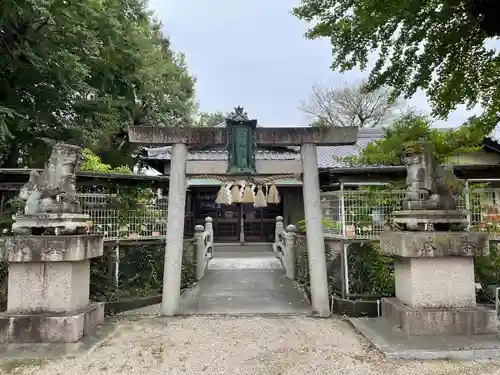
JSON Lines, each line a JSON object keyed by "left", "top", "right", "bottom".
{"left": 3, "top": 316, "right": 500, "bottom": 375}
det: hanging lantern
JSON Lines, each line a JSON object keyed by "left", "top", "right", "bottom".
{"left": 215, "top": 183, "right": 230, "bottom": 205}
{"left": 254, "top": 185, "right": 267, "bottom": 208}
{"left": 231, "top": 183, "right": 241, "bottom": 203}
{"left": 267, "top": 183, "right": 281, "bottom": 204}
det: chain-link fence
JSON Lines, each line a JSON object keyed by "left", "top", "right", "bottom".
{"left": 89, "top": 239, "right": 197, "bottom": 303}
{"left": 293, "top": 236, "right": 395, "bottom": 299}
{"left": 293, "top": 185, "right": 500, "bottom": 303}
{"left": 0, "top": 191, "right": 169, "bottom": 240}
{"left": 79, "top": 193, "right": 168, "bottom": 240}
{"left": 320, "top": 186, "right": 500, "bottom": 240}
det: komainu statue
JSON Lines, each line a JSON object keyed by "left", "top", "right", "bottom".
{"left": 19, "top": 143, "right": 83, "bottom": 216}
{"left": 403, "top": 141, "right": 461, "bottom": 211}
{"left": 393, "top": 141, "right": 467, "bottom": 231}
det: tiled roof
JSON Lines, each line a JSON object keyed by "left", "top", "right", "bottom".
{"left": 140, "top": 128, "right": 383, "bottom": 168}
{"left": 317, "top": 129, "right": 382, "bottom": 168}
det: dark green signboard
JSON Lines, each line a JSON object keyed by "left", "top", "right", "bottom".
{"left": 226, "top": 106, "right": 257, "bottom": 174}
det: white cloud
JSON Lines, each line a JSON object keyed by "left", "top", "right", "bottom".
{"left": 149, "top": 0, "right": 485, "bottom": 128}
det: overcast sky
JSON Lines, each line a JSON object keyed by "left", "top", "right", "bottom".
{"left": 149, "top": 0, "right": 482, "bottom": 128}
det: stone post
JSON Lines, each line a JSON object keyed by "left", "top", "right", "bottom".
{"left": 195, "top": 225, "right": 206, "bottom": 281}
{"left": 301, "top": 143, "right": 330, "bottom": 317}
{"left": 284, "top": 224, "right": 297, "bottom": 280}
{"left": 274, "top": 216, "right": 284, "bottom": 255}
{"left": 162, "top": 142, "right": 188, "bottom": 316}
{"left": 205, "top": 216, "right": 213, "bottom": 258}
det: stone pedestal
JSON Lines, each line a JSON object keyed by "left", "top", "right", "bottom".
{"left": 0, "top": 235, "right": 104, "bottom": 344}
{"left": 380, "top": 231, "right": 495, "bottom": 336}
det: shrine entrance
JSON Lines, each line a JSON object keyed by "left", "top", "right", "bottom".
{"left": 128, "top": 106, "right": 359, "bottom": 318}
{"left": 192, "top": 188, "right": 283, "bottom": 242}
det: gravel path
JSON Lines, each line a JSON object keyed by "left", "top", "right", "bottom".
{"left": 3, "top": 316, "right": 500, "bottom": 375}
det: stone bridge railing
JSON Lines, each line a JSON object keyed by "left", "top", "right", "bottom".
{"left": 273, "top": 216, "right": 297, "bottom": 280}
{"left": 195, "top": 217, "right": 213, "bottom": 280}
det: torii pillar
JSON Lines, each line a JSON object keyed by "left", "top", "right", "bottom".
{"left": 128, "top": 123, "right": 358, "bottom": 317}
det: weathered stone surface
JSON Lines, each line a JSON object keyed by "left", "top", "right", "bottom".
{"left": 11, "top": 213, "right": 90, "bottom": 236}
{"left": 392, "top": 209, "right": 468, "bottom": 231}
{"left": 0, "top": 302, "right": 104, "bottom": 344}
{"left": 382, "top": 298, "right": 497, "bottom": 336}
{"left": 254, "top": 127, "right": 358, "bottom": 146}
{"left": 402, "top": 141, "right": 461, "bottom": 212}
{"left": 19, "top": 143, "right": 84, "bottom": 216}
{"left": 8, "top": 260, "right": 91, "bottom": 313}
{"left": 4, "top": 235, "right": 103, "bottom": 262}
{"left": 127, "top": 125, "right": 359, "bottom": 146}
{"left": 394, "top": 257, "right": 476, "bottom": 308}
{"left": 380, "top": 231, "right": 488, "bottom": 258}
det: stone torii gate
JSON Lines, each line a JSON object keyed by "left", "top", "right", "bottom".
{"left": 128, "top": 110, "right": 358, "bottom": 317}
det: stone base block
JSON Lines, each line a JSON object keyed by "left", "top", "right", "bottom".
{"left": 4, "top": 235, "right": 104, "bottom": 313}
{"left": 4, "top": 235, "right": 104, "bottom": 262}
{"left": 381, "top": 231, "right": 488, "bottom": 309}
{"left": 8, "top": 260, "right": 91, "bottom": 313}
{"left": 382, "top": 298, "right": 497, "bottom": 336}
{"left": 0, "top": 302, "right": 104, "bottom": 344}
{"left": 394, "top": 256, "right": 476, "bottom": 308}
{"left": 380, "top": 231, "right": 489, "bottom": 258}
{"left": 349, "top": 316, "right": 500, "bottom": 360}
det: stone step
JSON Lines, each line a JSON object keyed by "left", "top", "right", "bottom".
{"left": 207, "top": 257, "right": 282, "bottom": 270}
{"left": 212, "top": 250, "right": 275, "bottom": 258}
{"left": 215, "top": 242, "right": 273, "bottom": 251}
{"left": 212, "top": 243, "right": 274, "bottom": 259}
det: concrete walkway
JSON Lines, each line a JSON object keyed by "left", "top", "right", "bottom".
{"left": 178, "top": 243, "right": 311, "bottom": 314}
{"left": 123, "top": 244, "right": 311, "bottom": 316}
{"left": 179, "top": 269, "right": 311, "bottom": 315}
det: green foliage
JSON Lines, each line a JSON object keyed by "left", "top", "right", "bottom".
{"left": 294, "top": 238, "right": 395, "bottom": 299}
{"left": 0, "top": 196, "right": 25, "bottom": 237}
{"left": 79, "top": 149, "right": 157, "bottom": 238}
{"left": 0, "top": 0, "right": 196, "bottom": 168}
{"left": 340, "top": 113, "right": 485, "bottom": 167}
{"left": 195, "top": 111, "right": 226, "bottom": 127}
{"left": 293, "top": 0, "right": 500, "bottom": 130}
{"left": 90, "top": 240, "right": 198, "bottom": 302}
{"left": 475, "top": 243, "right": 500, "bottom": 294}
{"left": 294, "top": 236, "right": 310, "bottom": 288}
{"left": 347, "top": 243, "right": 395, "bottom": 297}
{"left": 80, "top": 149, "right": 132, "bottom": 174}
{"left": 293, "top": 236, "right": 343, "bottom": 297}
{"left": 297, "top": 218, "right": 341, "bottom": 234}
